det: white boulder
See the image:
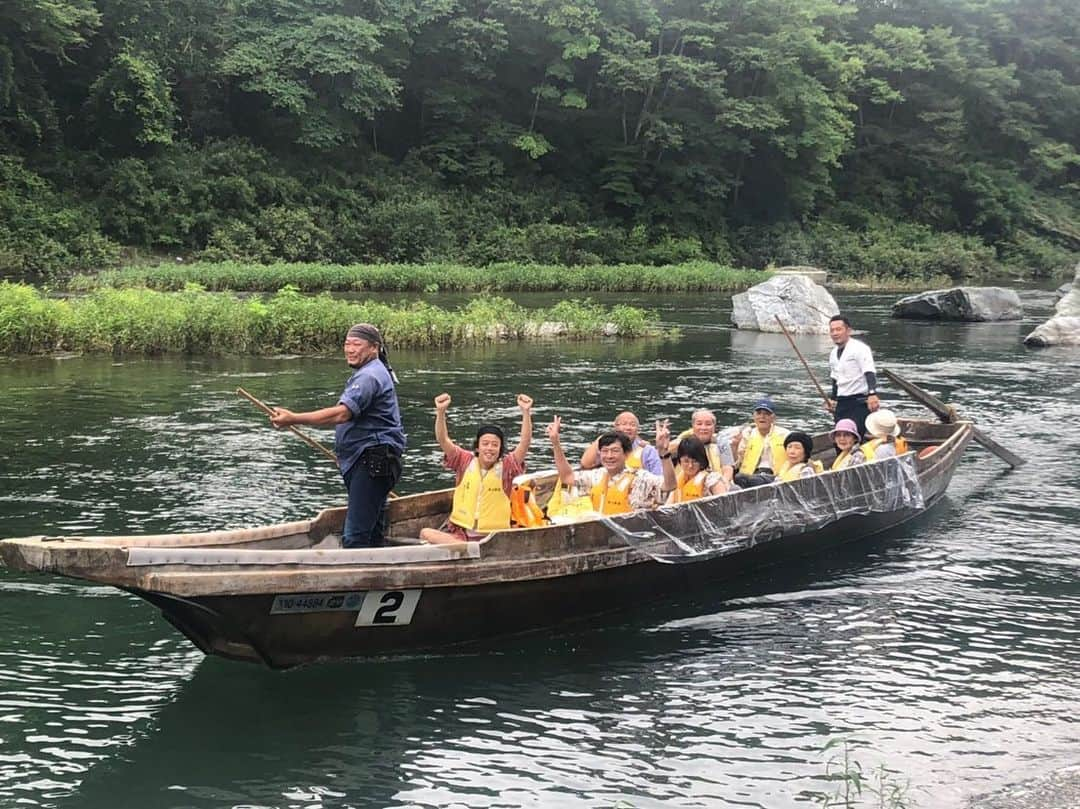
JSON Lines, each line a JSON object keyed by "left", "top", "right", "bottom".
{"left": 731, "top": 274, "right": 838, "bottom": 334}
{"left": 1025, "top": 264, "right": 1080, "bottom": 347}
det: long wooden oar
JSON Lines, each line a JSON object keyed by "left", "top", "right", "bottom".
{"left": 236, "top": 387, "right": 339, "bottom": 465}
{"left": 773, "top": 315, "right": 833, "bottom": 410}
{"left": 881, "top": 369, "right": 1026, "bottom": 468}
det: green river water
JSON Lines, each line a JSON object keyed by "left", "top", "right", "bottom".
{"left": 0, "top": 289, "right": 1077, "bottom": 808}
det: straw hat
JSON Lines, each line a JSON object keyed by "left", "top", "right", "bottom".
{"left": 865, "top": 409, "right": 900, "bottom": 438}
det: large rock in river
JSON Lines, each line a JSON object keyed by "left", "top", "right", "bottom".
{"left": 731, "top": 274, "right": 838, "bottom": 334}
{"left": 1025, "top": 264, "right": 1080, "bottom": 347}
{"left": 892, "top": 287, "right": 1022, "bottom": 321}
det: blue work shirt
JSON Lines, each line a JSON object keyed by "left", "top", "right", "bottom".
{"left": 335, "top": 360, "right": 406, "bottom": 476}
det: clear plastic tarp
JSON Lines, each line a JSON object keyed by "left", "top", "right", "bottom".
{"left": 598, "top": 454, "right": 925, "bottom": 564}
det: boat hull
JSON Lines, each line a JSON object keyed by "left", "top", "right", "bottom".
{"left": 1, "top": 419, "right": 971, "bottom": 667}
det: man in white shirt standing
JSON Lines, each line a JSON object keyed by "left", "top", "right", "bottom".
{"left": 827, "top": 315, "right": 880, "bottom": 439}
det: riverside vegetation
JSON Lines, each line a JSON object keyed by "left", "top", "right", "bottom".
{"left": 2, "top": 0, "right": 1076, "bottom": 282}
{"left": 0, "top": 283, "right": 664, "bottom": 356}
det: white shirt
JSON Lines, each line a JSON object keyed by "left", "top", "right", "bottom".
{"left": 829, "top": 337, "right": 876, "bottom": 397}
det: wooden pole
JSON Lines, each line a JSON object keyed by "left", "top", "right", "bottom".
{"left": 773, "top": 315, "right": 832, "bottom": 410}
{"left": 881, "top": 370, "right": 1026, "bottom": 468}
{"left": 236, "top": 387, "right": 339, "bottom": 465}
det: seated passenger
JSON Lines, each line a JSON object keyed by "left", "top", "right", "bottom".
{"left": 776, "top": 432, "right": 823, "bottom": 482}
{"left": 861, "top": 409, "right": 909, "bottom": 461}
{"left": 580, "top": 411, "right": 663, "bottom": 474}
{"left": 666, "top": 436, "right": 732, "bottom": 505}
{"left": 547, "top": 416, "right": 676, "bottom": 516}
{"left": 420, "top": 392, "right": 533, "bottom": 544}
{"left": 670, "top": 409, "right": 735, "bottom": 482}
{"left": 830, "top": 418, "right": 866, "bottom": 470}
{"left": 732, "top": 398, "right": 790, "bottom": 488}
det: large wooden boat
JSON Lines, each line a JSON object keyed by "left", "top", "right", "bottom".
{"left": 0, "top": 418, "right": 972, "bottom": 668}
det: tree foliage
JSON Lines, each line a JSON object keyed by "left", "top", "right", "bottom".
{"left": 1, "top": 0, "right": 1077, "bottom": 277}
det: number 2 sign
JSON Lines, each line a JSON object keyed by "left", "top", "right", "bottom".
{"left": 354, "top": 590, "right": 421, "bottom": 627}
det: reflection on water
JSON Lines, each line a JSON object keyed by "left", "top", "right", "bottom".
{"left": 1, "top": 290, "right": 1078, "bottom": 808}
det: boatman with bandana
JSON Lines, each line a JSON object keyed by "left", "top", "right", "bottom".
{"left": 270, "top": 323, "right": 406, "bottom": 548}
{"left": 420, "top": 392, "right": 534, "bottom": 544}
{"left": 547, "top": 416, "right": 677, "bottom": 515}
{"left": 826, "top": 314, "right": 881, "bottom": 439}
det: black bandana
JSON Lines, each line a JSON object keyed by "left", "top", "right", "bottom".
{"left": 346, "top": 323, "right": 398, "bottom": 384}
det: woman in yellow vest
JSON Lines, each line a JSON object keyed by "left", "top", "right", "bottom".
{"left": 861, "top": 409, "right": 909, "bottom": 462}
{"left": 420, "top": 391, "right": 533, "bottom": 544}
{"left": 546, "top": 416, "right": 677, "bottom": 517}
{"left": 665, "top": 437, "right": 732, "bottom": 505}
{"left": 829, "top": 418, "right": 867, "bottom": 470}
{"left": 776, "top": 432, "right": 824, "bottom": 482}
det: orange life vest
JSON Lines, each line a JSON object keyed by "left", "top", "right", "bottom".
{"left": 590, "top": 469, "right": 637, "bottom": 515}
{"left": 510, "top": 480, "right": 546, "bottom": 528}
{"left": 669, "top": 469, "right": 708, "bottom": 504}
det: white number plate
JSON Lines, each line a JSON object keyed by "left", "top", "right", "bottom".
{"left": 354, "top": 589, "right": 422, "bottom": 627}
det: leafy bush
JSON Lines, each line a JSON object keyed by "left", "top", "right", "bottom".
{"left": 0, "top": 157, "right": 121, "bottom": 277}
{"left": 735, "top": 219, "right": 998, "bottom": 281}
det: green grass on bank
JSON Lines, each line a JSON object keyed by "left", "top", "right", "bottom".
{"left": 0, "top": 283, "right": 665, "bottom": 356}
{"left": 66, "top": 261, "right": 765, "bottom": 293}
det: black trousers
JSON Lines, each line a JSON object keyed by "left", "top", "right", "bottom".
{"left": 342, "top": 445, "right": 403, "bottom": 548}
{"left": 835, "top": 395, "right": 870, "bottom": 439}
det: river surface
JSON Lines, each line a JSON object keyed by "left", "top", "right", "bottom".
{"left": 0, "top": 289, "right": 1077, "bottom": 809}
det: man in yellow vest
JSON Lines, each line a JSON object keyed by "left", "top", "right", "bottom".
{"left": 420, "top": 392, "right": 533, "bottom": 544}
{"left": 669, "top": 409, "right": 735, "bottom": 483}
{"left": 547, "top": 415, "right": 677, "bottom": 515}
{"left": 731, "top": 398, "right": 790, "bottom": 488}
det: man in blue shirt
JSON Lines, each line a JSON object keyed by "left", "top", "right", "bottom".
{"left": 271, "top": 324, "right": 406, "bottom": 548}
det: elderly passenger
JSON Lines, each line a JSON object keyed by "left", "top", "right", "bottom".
{"left": 580, "top": 411, "right": 663, "bottom": 474}
{"left": 670, "top": 409, "right": 735, "bottom": 482}
{"left": 732, "top": 398, "right": 790, "bottom": 488}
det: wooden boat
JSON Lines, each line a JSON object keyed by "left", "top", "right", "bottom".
{"left": 0, "top": 418, "right": 972, "bottom": 668}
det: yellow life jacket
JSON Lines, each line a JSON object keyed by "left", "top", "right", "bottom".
{"left": 738, "top": 428, "right": 788, "bottom": 475}
{"left": 545, "top": 479, "right": 598, "bottom": 522}
{"left": 449, "top": 458, "right": 510, "bottom": 532}
{"left": 590, "top": 469, "right": 637, "bottom": 515}
{"left": 625, "top": 443, "right": 644, "bottom": 469}
{"left": 670, "top": 469, "right": 708, "bottom": 504}
{"left": 704, "top": 443, "right": 725, "bottom": 472}
{"left": 831, "top": 448, "right": 861, "bottom": 471}
{"left": 861, "top": 436, "right": 910, "bottom": 462}
{"left": 778, "top": 459, "right": 824, "bottom": 482}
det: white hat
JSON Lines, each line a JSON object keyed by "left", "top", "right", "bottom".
{"left": 865, "top": 409, "right": 901, "bottom": 438}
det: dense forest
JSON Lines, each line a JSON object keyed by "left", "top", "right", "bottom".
{"left": 2, "top": 0, "right": 1077, "bottom": 279}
